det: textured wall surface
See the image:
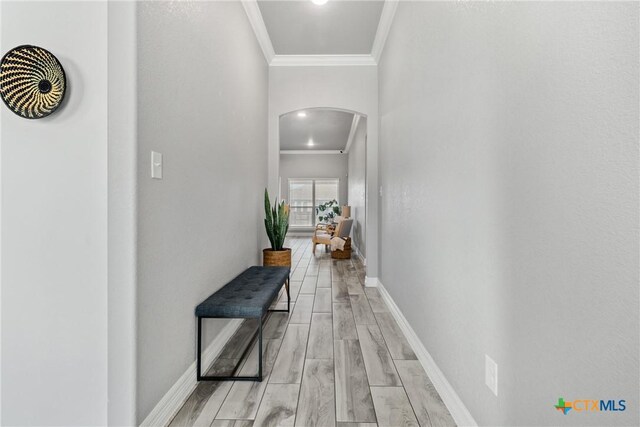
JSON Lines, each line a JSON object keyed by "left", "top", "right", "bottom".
{"left": 1, "top": 2, "right": 108, "bottom": 425}
{"left": 136, "top": 2, "right": 268, "bottom": 422}
{"left": 279, "top": 153, "right": 349, "bottom": 208}
{"left": 379, "top": 2, "right": 639, "bottom": 426}
{"left": 348, "top": 118, "right": 366, "bottom": 257}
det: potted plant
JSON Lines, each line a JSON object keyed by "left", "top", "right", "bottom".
{"left": 263, "top": 188, "right": 291, "bottom": 267}
{"left": 316, "top": 199, "right": 341, "bottom": 223}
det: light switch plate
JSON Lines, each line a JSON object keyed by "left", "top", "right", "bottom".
{"left": 485, "top": 354, "right": 498, "bottom": 396}
{"left": 151, "top": 151, "right": 163, "bottom": 179}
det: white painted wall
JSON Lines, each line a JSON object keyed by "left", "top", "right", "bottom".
{"left": 0, "top": 1, "right": 108, "bottom": 425}
{"left": 107, "top": 1, "right": 137, "bottom": 425}
{"left": 379, "top": 2, "right": 639, "bottom": 426}
{"left": 279, "top": 153, "right": 348, "bottom": 207}
{"left": 269, "top": 66, "right": 379, "bottom": 276}
{"left": 136, "top": 2, "right": 268, "bottom": 422}
{"left": 347, "top": 118, "right": 366, "bottom": 258}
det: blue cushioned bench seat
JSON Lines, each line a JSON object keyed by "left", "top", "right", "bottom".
{"left": 195, "top": 266, "right": 290, "bottom": 382}
{"left": 195, "top": 266, "right": 290, "bottom": 319}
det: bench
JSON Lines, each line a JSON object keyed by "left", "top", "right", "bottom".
{"left": 195, "top": 266, "right": 290, "bottom": 382}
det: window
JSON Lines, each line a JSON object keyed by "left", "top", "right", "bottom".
{"left": 288, "top": 178, "right": 339, "bottom": 227}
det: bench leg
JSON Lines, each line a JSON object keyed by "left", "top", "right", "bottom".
{"left": 197, "top": 316, "right": 202, "bottom": 381}
{"left": 286, "top": 276, "right": 290, "bottom": 313}
{"left": 269, "top": 277, "right": 291, "bottom": 314}
{"left": 197, "top": 316, "right": 263, "bottom": 382}
{"left": 258, "top": 317, "right": 263, "bottom": 381}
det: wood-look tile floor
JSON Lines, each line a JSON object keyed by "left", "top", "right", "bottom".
{"left": 169, "top": 238, "right": 456, "bottom": 427}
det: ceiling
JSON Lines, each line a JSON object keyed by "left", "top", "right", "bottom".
{"left": 257, "top": 1, "right": 385, "bottom": 55}
{"left": 280, "top": 109, "right": 355, "bottom": 151}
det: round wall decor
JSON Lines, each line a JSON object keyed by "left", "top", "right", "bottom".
{"left": 0, "top": 45, "right": 66, "bottom": 119}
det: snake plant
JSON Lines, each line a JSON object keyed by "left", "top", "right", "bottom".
{"left": 264, "top": 188, "right": 289, "bottom": 251}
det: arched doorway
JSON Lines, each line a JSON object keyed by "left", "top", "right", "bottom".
{"left": 278, "top": 107, "right": 368, "bottom": 264}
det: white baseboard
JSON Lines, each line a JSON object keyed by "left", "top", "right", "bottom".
{"left": 377, "top": 281, "right": 478, "bottom": 427}
{"left": 364, "top": 276, "right": 380, "bottom": 288}
{"left": 140, "top": 319, "right": 243, "bottom": 427}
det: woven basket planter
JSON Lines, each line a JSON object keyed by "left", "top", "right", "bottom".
{"left": 331, "top": 238, "right": 352, "bottom": 260}
{"left": 263, "top": 248, "right": 292, "bottom": 268}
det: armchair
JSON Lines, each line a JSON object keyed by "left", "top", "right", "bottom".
{"left": 312, "top": 218, "right": 353, "bottom": 254}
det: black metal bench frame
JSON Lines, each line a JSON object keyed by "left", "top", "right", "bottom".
{"left": 196, "top": 275, "right": 290, "bottom": 382}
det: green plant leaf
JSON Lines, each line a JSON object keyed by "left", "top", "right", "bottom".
{"left": 264, "top": 188, "right": 276, "bottom": 250}
{"left": 263, "top": 188, "right": 289, "bottom": 251}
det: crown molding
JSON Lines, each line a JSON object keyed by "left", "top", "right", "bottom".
{"left": 242, "top": 0, "right": 397, "bottom": 67}
{"left": 371, "top": 0, "right": 399, "bottom": 63}
{"left": 343, "top": 114, "right": 361, "bottom": 154}
{"left": 241, "top": 0, "right": 275, "bottom": 64}
{"left": 270, "top": 55, "right": 377, "bottom": 67}
{"left": 280, "top": 150, "right": 346, "bottom": 155}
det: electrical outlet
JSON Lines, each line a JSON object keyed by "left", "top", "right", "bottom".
{"left": 485, "top": 354, "right": 498, "bottom": 396}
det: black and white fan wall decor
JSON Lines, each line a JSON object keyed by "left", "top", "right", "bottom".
{"left": 0, "top": 45, "right": 67, "bottom": 119}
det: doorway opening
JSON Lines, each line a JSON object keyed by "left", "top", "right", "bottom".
{"left": 278, "top": 107, "right": 367, "bottom": 262}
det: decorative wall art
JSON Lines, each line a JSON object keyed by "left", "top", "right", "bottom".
{"left": 0, "top": 45, "right": 67, "bottom": 119}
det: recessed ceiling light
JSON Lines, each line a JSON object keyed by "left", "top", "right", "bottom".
{"left": 307, "top": 139, "right": 314, "bottom": 147}
{"left": 297, "top": 111, "right": 307, "bottom": 118}
{"left": 311, "top": 0, "right": 328, "bottom": 5}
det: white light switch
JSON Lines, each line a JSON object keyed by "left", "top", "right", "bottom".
{"left": 151, "top": 151, "right": 163, "bottom": 179}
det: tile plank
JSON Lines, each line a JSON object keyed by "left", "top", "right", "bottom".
{"left": 300, "top": 276, "right": 318, "bottom": 295}
{"left": 317, "top": 272, "right": 332, "bottom": 288}
{"left": 313, "top": 288, "right": 332, "bottom": 313}
{"left": 364, "top": 288, "right": 387, "bottom": 313}
{"left": 356, "top": 324, "right": 402, "bottom": 386}
{"left": 169, "top": 359, "right": 236, "bottom": 427}
{"left": 332, "top": 280, "right": 350, "bottom": 303}
{"left": 218, "top": 319, "right": 259, "bottom": 359}
{"left": 269, "top": 324, "right": 309, "bottom": 384}
{"left": 346, "top": 277, "right": 364, "bottom": 295}
{"left": 290, "top": 294, "right": 314, "bottom": 324}
{"left": 350, "top": 294, "right": 377, "bottom": 325}
{"left": 216, "top": 339, "right": 281, "bottom": 420}
{"left": 292, "top": 267, "right": 307, "bottom": 281}
{"left": 253, "top": 383, "right": 299, "bottom": 427}
{"left": 334, "top": 340, "right": 376, "bottom": 423}
{"left": 394, "top": 360, "right": 456, "bottom": 427}
{"left": 370, "top": 387, "right": 419, "bottom": 427}
{"left": 210, "top": 421, "right": 253, "bottom": 427}
{"left": 263, "top": 312, "right": 290, "bottom": 340}
{"left": 289, "top": 281, "right": 302, "bottom": 302}
{"left": 333, "top": 303, "right": 358, "bottom": 340}
{"left": 295, "top": 359, "right": 336, "bottom": 427}
{"left": 374, "top": 313, "right": 417, "bottom": 360}
{"left": 307, "top": 313, "right": 334, "bottom": 359}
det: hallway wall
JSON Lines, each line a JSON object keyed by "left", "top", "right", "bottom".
{"left": 348, "top": 117, "right": 366, "bottom": 258}
{"left": 0, "top": 2, "right": 108, "bottom": 425}
{"left": 136, "top": 2, "right": 268, "bottom": 422}
{"left": 378, "top": 2, "right": 639, "bottom": 426}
